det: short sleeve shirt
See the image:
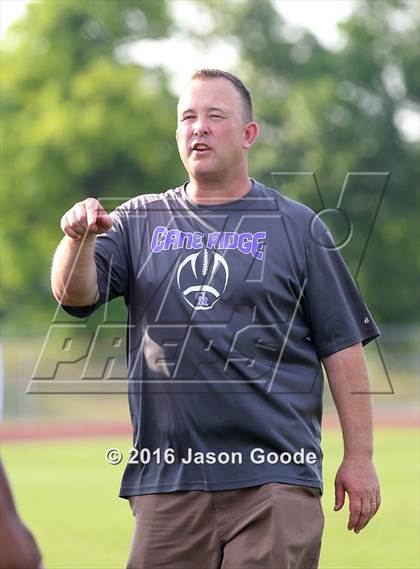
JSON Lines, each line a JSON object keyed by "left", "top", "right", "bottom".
{"left": 62, "top": 179, "right": 381, "bottom": 497}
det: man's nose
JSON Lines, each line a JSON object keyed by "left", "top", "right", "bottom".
{"left": 192, "top": 119, "right": 209, "bottom": 136}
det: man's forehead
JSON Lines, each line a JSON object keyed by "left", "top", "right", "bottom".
{"left": 177, "top": 78, "right": 240, "bottom": 113}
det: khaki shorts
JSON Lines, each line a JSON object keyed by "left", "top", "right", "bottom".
{"left": 127, "top": 482, "right": 324, "bottom": 569}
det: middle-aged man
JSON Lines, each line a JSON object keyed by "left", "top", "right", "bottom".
{"left": 51, "top": 69, "right": 381, "bottom": 569}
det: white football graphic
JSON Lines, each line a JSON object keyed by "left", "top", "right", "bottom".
{"left": 177, "top": 249, "right": 229, "bottom": 310}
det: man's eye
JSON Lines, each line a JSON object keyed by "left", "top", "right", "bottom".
{"left": 181, "top": 116, "right": 194, "bottom": 121}
{"left": 210, "top": 115, "right": 223, "bottom": 119}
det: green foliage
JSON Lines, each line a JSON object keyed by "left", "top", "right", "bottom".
{"left": 194, "top": 0, "right": 420, "bottom": 323}
{"left": 1, "top": 0, "right": 185, "bottom": 330}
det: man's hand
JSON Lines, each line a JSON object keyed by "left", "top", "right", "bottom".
{"left": 60, "top": 198, "right": 112, "bottom": 240}
{"left": 322, "top": 343, "right": 381, "bottom": 535}
{"left": 334, "top": 457, "right": 381, "bottom": 533}
{"left": 52, "top": 198, "right": 109, "bottom": 304}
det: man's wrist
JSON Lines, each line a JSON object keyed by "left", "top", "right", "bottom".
{"left": 63, "top": 233, "right": 97, "bottom": 247}
{"left": 343, "top": 451, "right": 374, "bottom": 462}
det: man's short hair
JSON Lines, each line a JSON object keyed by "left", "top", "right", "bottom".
{"left": 190, "top": 69, "right": 253, "bottom": 122}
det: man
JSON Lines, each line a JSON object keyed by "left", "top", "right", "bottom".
{"left": 51, "top": 69, "right": 381, "bottom": 569}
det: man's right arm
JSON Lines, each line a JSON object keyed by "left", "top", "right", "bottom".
{"left": 51, "top": 198, "right": 112, "bottom": 306}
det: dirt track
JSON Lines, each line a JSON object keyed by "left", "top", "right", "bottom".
{"left": 1, "top": 414, "right": 418, "bottom": 443}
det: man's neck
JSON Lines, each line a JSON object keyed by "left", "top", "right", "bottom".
{"left": 186, "top": 173, "right": 253, "bottom": 206}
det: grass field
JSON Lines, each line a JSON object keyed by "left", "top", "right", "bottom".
{"left": 2, "top": 429, "right": 419, "bottom": 569}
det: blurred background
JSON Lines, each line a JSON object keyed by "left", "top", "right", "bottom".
{"left": 1, "top": 0, "right": 419, "bottom": 567}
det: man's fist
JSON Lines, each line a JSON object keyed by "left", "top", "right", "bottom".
{"left": 60, "top": 198, "right": 113, "bottom": 240}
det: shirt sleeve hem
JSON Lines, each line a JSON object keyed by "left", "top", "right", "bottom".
{"left": 317, "top": 329, "right": 381, "bottom": 359}
{"left": 60, "top": 303, "right": 99, "bottom": 318}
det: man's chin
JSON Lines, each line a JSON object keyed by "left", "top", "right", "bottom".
{"left": 189, "top": 164, "right": 219, "bottom": 179}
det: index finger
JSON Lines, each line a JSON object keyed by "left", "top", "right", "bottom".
{"left": 85, "top": 199, "right": 102, "bottom": 227}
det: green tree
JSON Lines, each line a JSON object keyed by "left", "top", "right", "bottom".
{"left": 1, "top": 0, "right": 185, "bottom": 330}
{"left": 191, "top": 0, "right": 419, "bottom": 323}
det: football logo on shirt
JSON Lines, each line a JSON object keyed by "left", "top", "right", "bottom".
{"left": 177, "top": 248, "right": 229, "bottom": 311}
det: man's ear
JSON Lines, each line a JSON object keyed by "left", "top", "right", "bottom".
{"left": 243, "top": 121, "right": 259, "bottom": 150}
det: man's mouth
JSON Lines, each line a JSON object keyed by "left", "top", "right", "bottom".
{"left": 191, "top": 143, "right": 212, "bottom": 154}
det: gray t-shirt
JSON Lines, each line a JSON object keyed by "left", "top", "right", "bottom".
{"left": 62, "top": 179, "right": 380, "bottom": 497}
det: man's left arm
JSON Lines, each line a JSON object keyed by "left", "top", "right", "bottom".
{"left": 321, "top": 342, "right": 381, "bottom": 534}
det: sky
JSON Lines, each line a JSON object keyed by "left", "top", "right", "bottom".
{"left": 0, "top": 0, "right": 28, "bottom": 37}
